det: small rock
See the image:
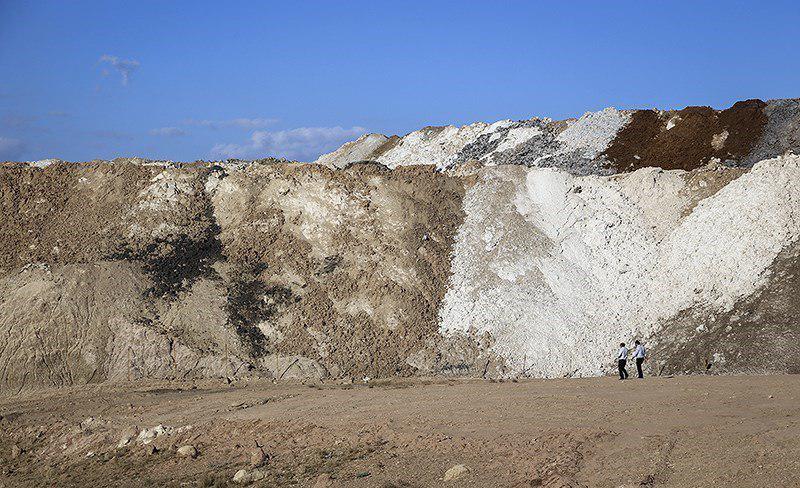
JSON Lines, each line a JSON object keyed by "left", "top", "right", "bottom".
{"left": 177, "top": 445, "right": 198, "bottom": 458}
{"left": 117, "top": 435, "right": 133, "bottom": 449}
{"left": 232, "top": 469, "right": 249, "bottom": 484}
{"left": 312, "top": 473, "right": 333, "bottom": 488}
{"left": 250, "top": 448, "right": 268, "bottom": 467}
{"left": 769, "top": 395, "right": 774, "bottom": 399}
{"left": 137, "top": 424, "right": 171, "bottom": 445}
{"left": 10, "top": 445, "right": 22, "bottom": 460}
{"left": 145, "top": 444, "right": 158, "bottom": 456}
{"left": 444, "top": 464, "right": 470, "bottom": 481}
{"left": 233, "top": 468, "right": 266, "bottom": 484}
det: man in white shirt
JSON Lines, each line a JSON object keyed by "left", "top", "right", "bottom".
{"left": 633, "top": 340, "right": 646, "bottom": 379}
{"left": 617, "top": 342, "right": 629, "bottom": 380}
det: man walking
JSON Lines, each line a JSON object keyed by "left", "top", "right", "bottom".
{"left": 633, "top": 340, "right": 646, "bottom": 378}
{"left": 617, "top": 342, "right": 629, "bottom": 380}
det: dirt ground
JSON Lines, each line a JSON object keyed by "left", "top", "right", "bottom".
{"left": 0, "top": 375, "right": 798, "bottom": 487}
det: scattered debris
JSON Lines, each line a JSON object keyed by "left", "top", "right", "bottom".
{"left": 137, "top": 424, "right": 171, "bottom": 444}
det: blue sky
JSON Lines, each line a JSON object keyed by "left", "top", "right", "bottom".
{"left": 1, "top": 1, "right": 799, "bottom": 162}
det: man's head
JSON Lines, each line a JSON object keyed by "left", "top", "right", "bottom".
{"left": 620, "top": 342, "right": 625, "bottom": 347}
{"left": 634, "top": 340, "right": 640, "bottom": 345}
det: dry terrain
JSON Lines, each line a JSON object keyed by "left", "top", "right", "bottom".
{"left": 1, "top": 375, "right": 798, "bottom": 487}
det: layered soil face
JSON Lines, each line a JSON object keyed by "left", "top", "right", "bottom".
{"left": 603, "top": 99, "right": 768, "bottom": 171}
{"left": 439, "top": 155, "right": 800, "bottom": 378}
{"left": 0, "top": 160, "right": 468, "bottom": 391}
{"left": 3, "top": 99, "right": 800, "bottom": 392}
{"left": 210, "top": 162, "right": 467, "bottom": 378}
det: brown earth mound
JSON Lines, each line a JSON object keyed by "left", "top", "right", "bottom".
{"left": 0, "top": 160, "right": 468, "bottom": 390}
{"left": 0, "top": 161, "right": 151, "bottom": 273}
{"left": 211, "top": 162, "right": 466, "bottom": 378}
{"left": 604, "top": 99, "right": 768, "bottom": 171}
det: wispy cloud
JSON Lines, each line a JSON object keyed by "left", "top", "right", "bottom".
{"left": 183, "top": 117, "right": 279, "bottom": 130}
{"left": 1, "top": 114, "right": 38, "bottom": 129}
{"left": 210, "top": 126, "right": 366, "bottom": 161}
{"left": 149, "top": 126, "right": 188, "bottom": 137}
{"left": 1, "top": 114, "right": 50, "bottom": 133}
{"left": 0, "top": 136, "right": 24, "bottom": 161}
{"left": 98, "top": 54, "right": 140, "bottom": 86}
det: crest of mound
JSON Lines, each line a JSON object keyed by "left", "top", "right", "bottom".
{"left": 315, "top": 98, "right": 800, "bottom": 175}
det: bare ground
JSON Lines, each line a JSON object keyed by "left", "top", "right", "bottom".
{"left": 0, "top": 375, "right": 798, "bottom": 487}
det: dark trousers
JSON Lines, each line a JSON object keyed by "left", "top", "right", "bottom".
{"left": 618, "top": 359, "right": 628, "bottom": 379}
{"left": 636, "top": 358, "right": 644, "bottom": 378}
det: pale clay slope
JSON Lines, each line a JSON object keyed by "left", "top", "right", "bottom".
{"left": 314, "top": 134, "right": 390, "bottom": 168}
{"left": 313, "top": 108, "right": 630, "bottom": 170}
{"left": 376, "top": 121, "right": 512, "bottom": 169}
{"left": 439, "top": 154, "right": 800, "bottom": 377}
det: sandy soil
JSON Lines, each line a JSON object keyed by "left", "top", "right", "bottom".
{"left": 1, "top": 375, "right": 798, "bottom": 487}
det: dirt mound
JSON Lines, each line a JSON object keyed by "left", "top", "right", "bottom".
{"left": 3, "top": 99, "right": 800, "bottom": 391}
{"left": 603, "top": 99, "right": 768, "bottom": 171}
{"left": 210, "top": 162, "right": 467, "bottom": 378}
{"left": 0, "top": 160, "right": 470, "bottom": 390}
{"left": 0, "top": 161, "right": 151, "bottom": 273}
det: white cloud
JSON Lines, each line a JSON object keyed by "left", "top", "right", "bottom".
{"left": 210, "top": 126, "right": 366, "bottom": 161}
{"left": 0, "top": 136, "right": 24, "bottom": 161}
{"left": 149, "top": 127, "right": 188, "bottom": 137}
{"left": 98, "top": 54, "right": 140, "bottom": 86}
{"left": 183, "top": 117, "right": 279, "bottom": 130}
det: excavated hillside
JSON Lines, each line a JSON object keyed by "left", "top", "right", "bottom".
{"left": 2, "top": 98, "right": 800, "bottom": 391}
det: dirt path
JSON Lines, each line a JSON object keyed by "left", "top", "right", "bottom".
{"left": 1, "top": 375, "right": 798, "bottom": 487}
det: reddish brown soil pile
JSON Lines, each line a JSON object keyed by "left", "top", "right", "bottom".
{"left": 604, "top": 99, "right": 768, "bottom": 171}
